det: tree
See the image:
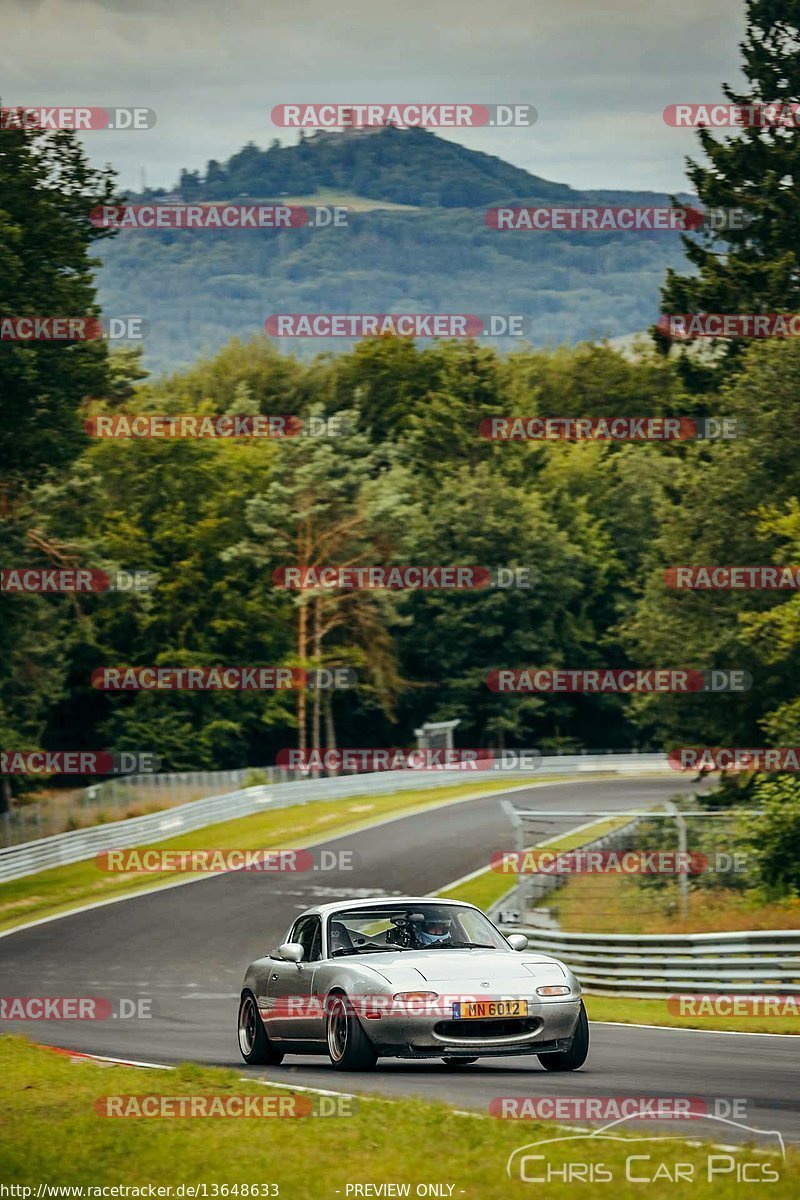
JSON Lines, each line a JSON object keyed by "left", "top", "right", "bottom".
{"left": 620, "top": 339, "right": 800, "bottom": 749}
{"left": 743, "top": 774, "right": 800, "bottom": 897}
{"left": 0, "top": 114, "right": 117, "bottom": 501}
{"left": 657, "top": 1, "right": 800, "bottom": 381}
{"left": 0, "top": 114, "right": 117, "bottom": 811}
{"left": 380, "top": 458, "right": 620, "bottom": 752}
{"left": 43, "top": 432, "right": 297, "bottom": 772}
{"left": 225, "top": 408, "right": 404, "bottom": 760}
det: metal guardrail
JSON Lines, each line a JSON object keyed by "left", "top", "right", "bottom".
{"left": 0, "top": 752, "right": 671, "bottom": 884}
{"left": 495, "top": 924, "right": 800, "bottom": 995}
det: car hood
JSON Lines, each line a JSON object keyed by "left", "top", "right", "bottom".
{"left": 363, "top": 951, "right": 567, "bottom": 987}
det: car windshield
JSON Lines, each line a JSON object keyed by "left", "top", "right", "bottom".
{"left": 327, "top": 903, "right": 509, "bottom": 956}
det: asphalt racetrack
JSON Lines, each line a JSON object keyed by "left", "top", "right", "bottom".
{"left": 1, "top": 775, "right": 796, "bottom": 1147}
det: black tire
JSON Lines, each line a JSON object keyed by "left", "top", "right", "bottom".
{"left": 442, "top": 1057, "right": 478, "bottom": 1066}
{"left": 238, "top": 990, "right": 284, "bottom": 1065}
{"left": 538, "top": 1001, "right": 589, "bottom": 1072}
{"left": 325, "top": 992, "right": 378, "bottom": 1070}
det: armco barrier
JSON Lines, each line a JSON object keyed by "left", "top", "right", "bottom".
{"left": 0, "top": 752, "right": 670, "bottom": 883}
{"left": 494, "top": 924, "right": 800, "bottom": 996}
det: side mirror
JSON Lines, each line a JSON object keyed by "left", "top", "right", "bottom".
{"left": 277, "top": 942, "right": 305, "bottom": 963}
{"left": 507, "top": 933, "right": 528, "bottom": 952}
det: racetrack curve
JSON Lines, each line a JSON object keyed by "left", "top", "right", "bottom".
{"left": 1, "top": 775, "right": 797, "bottom": 1146}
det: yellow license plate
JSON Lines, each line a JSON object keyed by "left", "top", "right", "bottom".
{"left": 452, "top": 1000, "right": 529, "bottom": 1019}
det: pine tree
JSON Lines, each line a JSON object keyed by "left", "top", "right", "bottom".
{"left": 0, "top": 111, "right": 118, "bottom": 502}
{"left": 657, "top": 1, "right": 800, "bottom": 379}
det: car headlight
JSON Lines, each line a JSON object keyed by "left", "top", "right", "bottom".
{"left": 536, "top": 985, "right": 571, "bottom": 996}
{"left": 392, "top": 991, "right": 439, "bottom": 1001}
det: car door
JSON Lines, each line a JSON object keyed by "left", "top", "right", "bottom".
{"left": 265, "top": 915, "right": 324, "bottom": 1041}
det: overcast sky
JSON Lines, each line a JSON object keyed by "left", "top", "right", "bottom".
{"left": 1, "top": 0, "right": 746, "bottom": 193}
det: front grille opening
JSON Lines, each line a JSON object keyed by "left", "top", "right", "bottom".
{"left": 434, "top": 1017, "right": 541, "bottom": 1039}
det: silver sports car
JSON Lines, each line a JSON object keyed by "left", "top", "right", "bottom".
{"left": 237, "top": 896, "right": 588, "bottom": 1071}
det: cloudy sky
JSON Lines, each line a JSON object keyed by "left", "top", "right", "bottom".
{"left": 2, "top": 0, "right": 746, "bottom": 193}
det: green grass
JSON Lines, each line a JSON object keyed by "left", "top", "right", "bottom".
{"left": 1, "top": 1038, "right": 794, "bottom": 1196}
{"left": 442, "top": 866, "right": 516, "bottom": 912}
{"left": 547, "top": 872, "right": 800, "bottom": 934}
{"left": 585, "top": 994, "right": 799, "bottom": 1036}
{"left": 0, "top": 776, "right": 542, "bottom": 934}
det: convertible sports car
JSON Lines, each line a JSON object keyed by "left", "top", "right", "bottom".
{"left": 237, "top": 896, "right": 588, "bottom": 1071}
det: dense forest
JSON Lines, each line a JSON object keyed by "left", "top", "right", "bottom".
{"left": 4, "top": 323, "right": 800, "bottom": 781}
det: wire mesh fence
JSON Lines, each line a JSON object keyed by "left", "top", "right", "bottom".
{"left": 497, "top": 802, "right": 759, "bottom": 934}
{"left": 0, "top": 767, "right": 294, "bottom": 847}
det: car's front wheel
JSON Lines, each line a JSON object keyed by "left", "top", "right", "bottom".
{"left": 326, "top": 993, "right": 377, "bottom": 1070}
{"left": 537, "top": 1001, "right": 589, "bottom": 1071}
{"left": 238, "top": 991, "right": 284, "bottom": 1065}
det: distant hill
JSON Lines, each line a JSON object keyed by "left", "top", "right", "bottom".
{"left": 98, "top": 128, "right": 694, "bottom": 373}
{"left": 163, "top": 126, "right": 583, "bottom": 209}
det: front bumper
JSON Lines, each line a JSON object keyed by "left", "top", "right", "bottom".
{"left": 362, "top": 999, "right": 582, "bottom": 1057}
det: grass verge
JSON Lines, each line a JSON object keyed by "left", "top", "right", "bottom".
{"left": 547, "top": 873, "right": 800, "bottom": 934}
{"left": 0, "top": 776, "right": 543, "bottom": 935}
{"left": 0, "top": 1037, "right": 794, "bottom": 1196}
{"left": 584, "top": 995, "right": 799, "bottom": 1036}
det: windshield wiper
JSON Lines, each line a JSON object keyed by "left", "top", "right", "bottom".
{"left": 436, "top": 942, "right": 498, "bottom": 950}
{"left": 352, "top": 945, "right": 411, "bottom": 953}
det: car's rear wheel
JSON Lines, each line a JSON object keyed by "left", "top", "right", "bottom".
{"left": 326, "top": 993, "right": 377, "bottom": 1070}
{"left": 238, "top": 990, "right": 284, "bottom": 1065}
{"left": 442, "top": 1057, "right": 478, "bottom": 1066}
{"left": 538, "top": 1001, "right": 589, "bottom": 1071}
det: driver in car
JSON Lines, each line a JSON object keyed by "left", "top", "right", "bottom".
{"left": 329, "top": 921, "right": 353, "bottom": 956}
{"left": 413, "top": 915, "right": 454, "bottom": 947}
